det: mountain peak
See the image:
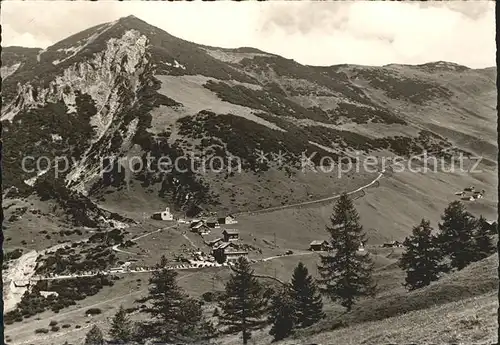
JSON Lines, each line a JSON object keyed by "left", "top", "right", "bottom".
{"left": 118, "top": 14, "right": 141, "bottom": 22}
{"left": 116, "top": 14, "right": 150, "bottom": 27}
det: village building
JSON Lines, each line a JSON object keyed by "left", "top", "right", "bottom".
{"left": 382, "top": 240, "right": 403, "bottom": 248}
{"left": 225, "top": 251, "right": 249, "bottom": 262}
{"left": 151, "top": 207, "right": 174, "bottom": 221}
{"left": 212, "top": 242, "right": 247, "bottom": 263}
{"left": 222, "top": 229, "right": 240, "bottom": 242}
{"left": 206, "top": 219, "right": 220, "bottom": 228}
{"left": 207, "top": 238, "right": 223, "bottom": 247}
{"left": 309, "top": 240, "right": 329, "bottom": 251}
{"left": 190, "top": 221, "right": 210, "bottom": 234}
{"left": 190, "top": 220, "right": 204, "bottom": 229}
{"left": 482, "top": 219, "right": 498, "bottom": 234}
{"left": 218, "top": 215, "right": 238, "bottom": 225}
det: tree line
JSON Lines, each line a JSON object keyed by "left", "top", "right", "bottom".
{"left": 398, "top": 200, "right": 496, "bottom": 290}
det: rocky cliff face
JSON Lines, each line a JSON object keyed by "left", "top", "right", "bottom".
{"left": 2, "top": 15, "right": 496, "bottom": 216}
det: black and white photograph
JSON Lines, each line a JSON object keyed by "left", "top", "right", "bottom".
{"left": 1, "top": 1, "right": 498, "bottom": 344}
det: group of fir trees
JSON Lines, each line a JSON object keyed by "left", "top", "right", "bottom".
{"left": 268, "top": 192, "right": 377, "bottom": 342}
{"left": 398, "top": 201, "right": 496, "bottom": 290}
{"left": 269, "top": 193, "right": 378, "bottom": 341}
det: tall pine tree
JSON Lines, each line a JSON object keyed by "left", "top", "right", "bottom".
{"left": 317, "top": 193, "right": 376, "bottom": 311}
{"left": 142, "top": 256, "right": 204, "bottom": 342}
{"left": 268, "top": 286, "right": 295, "bottom": 341}
{"left": 219, "top": 257, "right": 267, "bottom": 345}
{"left": 437, "top": 201, "right": 478, "bottom": 270}
{"left": 109, "top": 305, "right": 132, "bottom": 343}
{"left": 290, "top": 262, "right": 324, "bottom": 327}
{"left": 398, "top": 219, "right": 445, "bottom": 290}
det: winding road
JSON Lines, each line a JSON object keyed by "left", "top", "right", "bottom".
{"left": 233, "top": 147, "right": 452, "bottom": 216}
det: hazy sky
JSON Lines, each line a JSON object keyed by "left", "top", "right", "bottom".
{"left": 1, "top": 1, "right": 495, "bottom": 68}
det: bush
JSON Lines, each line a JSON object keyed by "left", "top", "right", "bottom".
{"left": 85, "top": 308, "right": 102, "bottom": 316}
{"left": 49, "top": 320, "right": 58, "bottom": 326}
{"left": 202, "top": 291, "right": 214, "bottom": 302}
{"left": 61, "top": 323, "right": 71, "bottom": 329}
{"left": 50, "top": 326, "right": 60, "bottom": 332}
{"left": 35, "top": 328, "right": 49, "bottom": 334}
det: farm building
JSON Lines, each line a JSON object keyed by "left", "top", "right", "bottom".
{"left": 226, "top": 251, "right": 248, "bottom": 262}
{"left": 207, "top": 238, "right": 223, "bottom": 247}
{"left": 218, "top": 215, "right": 238, "bottom": 225}
{"left": 382, "top": 240, "right": 403, "bottom": 248}
{"left": 190, "top": 222, "right": 210, "bottom": 234}
{"left": 222, "top": 229, "right": 240, "bottom": 242}
{"left": 206, "top": 219, "right": 220, "bottom": 228}
{"left": 309, "top": 240, "right": 329, "bottom": 251}
{"left": 481, "top": 219, "right": 498, "bottom": 234}
{"left": 212, "top": 242, "right": 248, "bottom": 263}
{"left": 151, "top": 207, "right": 174, "bottom": 221}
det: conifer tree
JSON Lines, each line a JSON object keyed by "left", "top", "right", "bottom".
{"left": 398, "top": 219, "right": 445, "bottom": 290}
{"left": 268, "top": 287, "right": 295, "bottom": 341}
{"left": 290, "top": 262, "right": 324, "bottom": 327}
{"left": 219, "top": 257, "right": 267, "bottom": 344}
{"left": 473, "top": 217, "right": 496, "bottom": 261}
{"left": 437, "top": 201, "right": 478, "bottom": 270}
{"left": 85, "top": 325, "right": 105, "bottom": 345}
{"left": 109, "top": 305, "right": 132, "bottom": 343}
{"left": 142, "top": 256, "right": 204, "bottom": 342}
{"left": 317, "top": 193, "right": 376, "bottom": 311}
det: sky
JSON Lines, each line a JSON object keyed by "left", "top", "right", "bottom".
{"left": 1, "top": 1, "right": 495, "bottom": 68}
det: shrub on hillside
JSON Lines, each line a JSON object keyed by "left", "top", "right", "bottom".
{"left": 85, "top": 308, "right": 102, "bottom": 316}
{"left": 35, "top": 328, "right": 49, "bottom": 334}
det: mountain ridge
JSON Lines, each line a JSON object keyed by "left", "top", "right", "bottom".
{"left": 1, "top": 15, "right": 496, "bottom": 218}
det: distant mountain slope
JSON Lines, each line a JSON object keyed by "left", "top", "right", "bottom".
{"left": 1, "top": 15, "right": 496, "bottom": 217}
